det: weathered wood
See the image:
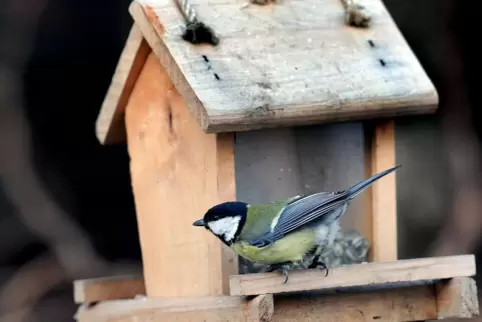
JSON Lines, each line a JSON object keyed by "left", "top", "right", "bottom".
{"left": 275, "top": 284, "right": 434, "bottom": 321}
{"left": 73, "top": 275, "right": 145, "bottom": 304}
{"left": 229, "top": 254, "right": 476, "bottom": 296}
{"left": 130, "top": 0, "right": 437, "bottom": 133}
{"left": 364, "top": 120, "right": 397, "bottom": 261}
{"left": 75, "top": 294, "right": 274, "bottom": 322}
{"left": 124, "top": 51, "right": 237, "bottom": 297}
{"left": 96, "top": 24, "right": 150, "bottom": 144}
{"left": 74, "top": 278, "right": 478, "bottom": 321}
{"left": 435, "top": 277, "right": 479, "bottom": 319}
{"left": 273, "top": 277, "right": 478, "bottom": 321}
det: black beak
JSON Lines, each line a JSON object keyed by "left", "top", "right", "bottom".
{"left": 193, "top": 219, "right": 205, "bottom": 227}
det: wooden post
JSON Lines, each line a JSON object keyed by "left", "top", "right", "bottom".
{"left": 364, "top": 120, "right": 398, "bottom": 262}
{"left": 124, "top": 52, "right": 237, "bottom": 297}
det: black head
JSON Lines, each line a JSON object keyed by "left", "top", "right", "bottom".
{"left": 192, "top": 201, "right": 248, "bottom": 245}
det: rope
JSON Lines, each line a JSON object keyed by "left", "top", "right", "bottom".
{"left": 340, "top": 0, "right": 371, "bottom": 28}
{"left": 179, "top": 0, "right": 197, "bottom": 24}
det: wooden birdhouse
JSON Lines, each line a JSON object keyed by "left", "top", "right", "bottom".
{"left": 75, "top": 0, "right": 479, "bottom": 320}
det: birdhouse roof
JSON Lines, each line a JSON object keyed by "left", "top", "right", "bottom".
{"left": 96, "top": 0, "right": 437, "bottom": 144}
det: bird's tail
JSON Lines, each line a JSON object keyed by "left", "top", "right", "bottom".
{"left": 345, "top": 165, "right": 401, "bottom": 200}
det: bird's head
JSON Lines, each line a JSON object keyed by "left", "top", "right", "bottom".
{"left": 192, "top": 201, "right": 248, "bottom": 245}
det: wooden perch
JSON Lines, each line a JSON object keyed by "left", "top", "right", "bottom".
{"left": 273, "top": 277, "right": 478, "bottom": 321}
{"left": 75, "top": 294, "right": 274, "bottom": 322}
{"left": 229, "top": 255, "right": 476, "bottom": 296}
{"left": 74, "top": 275, "right": 145, "bottom": 304}
{"left": 74, "top": 277, "right": 478, "bottom": 321}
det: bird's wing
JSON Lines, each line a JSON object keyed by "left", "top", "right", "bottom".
{"left": 247, "top": 191, "right": 346, "bottom": 247}
{"left": 247, "top": 165, "right": 401, "bottom": 248}
{"left": 237, "top": 199, "right": 293, "bottom": 242}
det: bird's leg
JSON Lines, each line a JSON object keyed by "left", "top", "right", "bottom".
{"left": 308, "top": 255, "right": 329, "bottom": 277}
{"left": 265, "top": 262, "right": 292, "bottom": 284}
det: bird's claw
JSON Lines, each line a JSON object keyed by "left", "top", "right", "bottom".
{"left": 308, "top": 255, "right": 329, "bottom": 277}
{"left": 265, "top": 263, "right": 291, "bottom": 283}
{"left": 318, "top": 261, "right": 329, "bottom": 277}
{"left": 282, "top": 269, "right": 289, "bottom": 284}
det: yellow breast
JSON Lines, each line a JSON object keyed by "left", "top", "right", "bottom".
{"left": 232, "top": 228, "right": 317, "bottom": 265}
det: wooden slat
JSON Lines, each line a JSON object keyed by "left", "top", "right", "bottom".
{"left": 75, "top": 294, "right": 274, "bottom": 322}
{"left": 130, "top": 0, "right": 438, "bottom": 133}
{"left": 95, "top": 24, "right": 150, "bottom": 144}
{"left": 273, "top": 277, "right": 478, "bottom": 321}
{"left": 229, "top": 254, "right": 476, "bottom": 296}
{"left": 124, "top": 51, "right": 237, "bottom": 297}
{"left": 364, "top": 120, "right": 397, "bottom": 261}
{"left": 435, "top": 277, "right": 479, "bottom": 319}
{"left": 74, "top": 278, "right": 478, "bottom": 321}
{"left": 73, "top": 275, "right": 145, "bottom": 304}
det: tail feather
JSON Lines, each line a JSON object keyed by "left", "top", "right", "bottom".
{"left": 345, "top": 164, "right": 401, "bottom": 200}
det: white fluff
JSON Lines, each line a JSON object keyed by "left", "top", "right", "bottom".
{"left": 315, "top": 221, "right": 340, "bottom": 246}
{"left": 208, "top": 216, "right": 241, "bottom": 242}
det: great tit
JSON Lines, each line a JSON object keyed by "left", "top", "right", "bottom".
{"left": 193, "top": 165, "right": 400, "bottom": 283}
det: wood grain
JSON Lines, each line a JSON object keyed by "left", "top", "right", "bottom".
{"left": 124, "top": 51, "right": 237, "bottom": 297}
{"left": 364, "top": 120, "right": 397, "bottom": 261}
{"left": 275, "top": 284, "right": 436, "bottom": 321}
{"left": 130, "top": 0, "right": 438, "bottom": 133}
{"left": 75, "top": 294, "right": 274, "bottom": 322}
{"left": 229, "top": 254, "right": 476, "bottom": 296}
{"left": 435, "top": 277, "right": 479, "bottom": 319}
{"left": 74, "top": 279, "right": 479, "bottom": 321}
{"left": 370, "top": 120, "right": 397, "bottom": 261}
{"left": 95, "top": 24, "right": 150, "bottom": 144}
{"left": 73, "top": 275, "right": 145, "bottom": 304}
{"left": 273, "top": 277, "right": 479, "bottom": 321}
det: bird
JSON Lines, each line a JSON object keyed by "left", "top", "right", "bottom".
{"left": 192, "top": 165, "right": 400, "bottom": 283}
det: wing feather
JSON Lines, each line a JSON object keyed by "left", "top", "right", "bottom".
{"left": 247, "top": 165, "right": 400, "bottom": 247}
{"left": 248, "top": 192, "right": 348, "bottom": 247}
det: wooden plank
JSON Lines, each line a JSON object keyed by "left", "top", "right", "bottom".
{"left": 364, "top": 120, "right": 397, "bottom": 261}
{"left": 435, "top": 277, "right": 479, "bottom": 319}
{"left": 275, "top": 284, "right": 437, "bottom": 321}
{"left": 75, "top": 294, "right": 274, "bottom": 322}
{"left": 96, "top": 24, "right": 150, "bottom": 144}
{"left": 124, "top": 51, "right": 237, "bottom": 297}
{"left": 74, "top": 279, "right": 479, "bottom": 321}
{"left": 73, "top": 275, "right": 145, "bottom": 304}
{"left": 130, "top": 0, "right": 438, "bottom": 133}
{"left": 273, "top": 277, "right": 479, "bottom": 321}
{"left": 229, "top": 254, "right": 476, "bottom": 296}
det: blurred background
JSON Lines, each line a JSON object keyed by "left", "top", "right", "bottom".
{"left": 1, "top": 0, "right": 481, "bottom": 320}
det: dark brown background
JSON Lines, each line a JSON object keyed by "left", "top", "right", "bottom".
{"left": 1, "top": 0, "right": 481, "bottom": 320}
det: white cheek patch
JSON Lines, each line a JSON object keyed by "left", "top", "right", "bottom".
{"left": 208, "top": 216, "right": 241, "bottom": 242}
